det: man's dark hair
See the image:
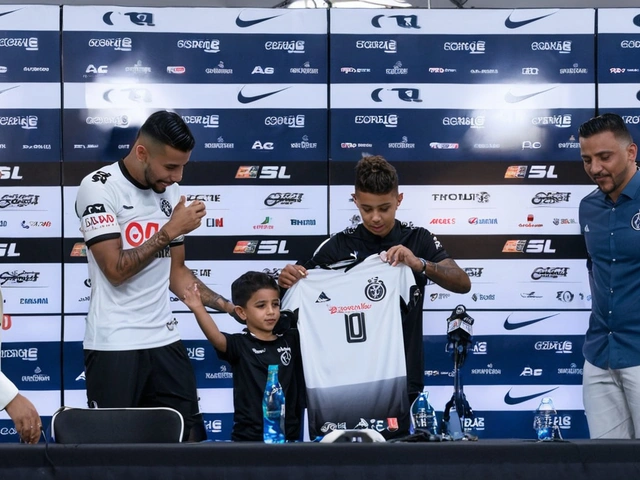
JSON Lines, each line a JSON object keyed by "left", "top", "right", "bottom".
{"left": 137, "top": 110, "right": 195, "bottom": 152}
{"left": 231, "top": 271, "right": 279, "bottom": 307}
{"left": 354, "top": 155, "right": 399, "bottom": 195}
{"left": 578, "top": 113, "right": 633, "bottom": 145}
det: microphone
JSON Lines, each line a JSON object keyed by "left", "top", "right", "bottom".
{"left": 446, "top": 304, "right": 474, "bottom": 347}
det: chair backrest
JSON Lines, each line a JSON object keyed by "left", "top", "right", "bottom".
{"left": 50, "top": 407, "right": 184, "bottom": 444}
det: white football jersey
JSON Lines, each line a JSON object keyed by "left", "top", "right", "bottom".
{"left": 282, "top": 254, "right": 416, "bottom": 438}
{"left": 75, "top": 161, "right": 183, "bottom": 351}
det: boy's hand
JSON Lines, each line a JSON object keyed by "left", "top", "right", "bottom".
{"left": 183, "top": 283, "right": 203, "bottom": 310}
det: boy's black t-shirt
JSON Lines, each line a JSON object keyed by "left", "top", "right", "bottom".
{"left": 217, "top": 329, "right": 303, "bottom": 442}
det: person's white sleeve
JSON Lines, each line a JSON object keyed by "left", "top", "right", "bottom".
{"left": 76, "top": 174, "right": 120, "bottom": 246}
{"left": 0, "top": 372, "right": 19, "bottom": 411}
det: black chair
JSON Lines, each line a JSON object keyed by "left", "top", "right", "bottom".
{"left": 50, "top": 407, "right": 184, "bottom": 444}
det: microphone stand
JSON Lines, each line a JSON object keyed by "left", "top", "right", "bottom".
{"left": 441, "top": 306, "right": 477, "bottom": 441}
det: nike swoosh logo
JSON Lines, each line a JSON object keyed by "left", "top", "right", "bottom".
{"left": 505, "top": 11, "right": 555, "bottom": 29}
{"left": 0, "top": 9, "right": 20, "bottom": 17}
{"left": 504, "top": 87, "right": 555, "bottom": 103}
{"left": 504, "top": 387, "right": 558, "bottom": 405}
{"left": 237, "top": 87, "right": 289, "bottom": 104}
{"left": 503, "top": 313, "right": 558, "bottom": 331}
{"left": 123, "top": 205, "right": 134, "bottom": 210}
{"left": 235, "top": 13, "right": 283, "bottom": 28}
{"left": 0, "top": 85, "right": 19, "bottom": 95}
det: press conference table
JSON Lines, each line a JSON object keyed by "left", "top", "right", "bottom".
{"left": 2, "top": 439, "right": 638, "bottom": 480}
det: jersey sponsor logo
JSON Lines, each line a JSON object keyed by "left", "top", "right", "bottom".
{"left": 82, "top": 203, "right": 106, "bottom": 216}
{"left": 83, "top": 213, "right": 117, "bottom": 233}
{"left": 125, "top": 221, "right": 159, "bottom": 247}
{"left": 328, "top": 302, "right": 372, "bottom": 315}
{"left": 504, "top": 11, "right": 555, "bottom": 29}
{"left": 503, "top": 387, "right": 558, "bottom": 405}
{"left": 503, "top": 313, "right": 558, "bottom": 330}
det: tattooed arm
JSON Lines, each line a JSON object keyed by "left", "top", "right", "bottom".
{"left": 88, "top": 197, "right": 206, "bottom": 287}
{"left": 169, "top": 244, "right": 237, "bottom": 318}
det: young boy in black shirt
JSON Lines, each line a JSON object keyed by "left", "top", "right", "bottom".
{"left": 183, "top": 271, "right": 302, "bottom": 441}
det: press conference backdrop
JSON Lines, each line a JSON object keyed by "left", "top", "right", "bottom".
{"left": 1, "top": 5, "right": 638, "bottom": 442}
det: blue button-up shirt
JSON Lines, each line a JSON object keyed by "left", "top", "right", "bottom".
{"left": 580, "top": 170, "right": 640, "bottom": 369}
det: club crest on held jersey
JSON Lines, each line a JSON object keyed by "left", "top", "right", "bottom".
{"left": 631, "top": 210, "right": 640, "bottom": 231}
{"left": 160, "top": 199, "right": 172, "bottom": 217}
{"left": 365, "top": 277, "right": 386, "bottom": 302}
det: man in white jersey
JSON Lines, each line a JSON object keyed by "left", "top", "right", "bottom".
{"left": 0, "top": 287, "right": 42, "bottom": 444}
{"left": 282, "top": 254, "right": 417, "bottom": 439}
{"left": 75, "top": 111, "right": 237, "bottom": 441}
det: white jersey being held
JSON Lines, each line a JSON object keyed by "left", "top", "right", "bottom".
{"left": 75, "top": 160, "right": 184, "bottom": 351}
{"left": 282, "top": 254, "right": 417, "bottom": 439}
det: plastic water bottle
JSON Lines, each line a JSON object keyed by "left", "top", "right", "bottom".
{"left": 263, "top": 364, "right": 285, "bottom": 443}
{"left": 533, "top": 397, "right": 561, "bottom": 441}
{"left": 410, "top": 387, "right": 438, "bottom": 435}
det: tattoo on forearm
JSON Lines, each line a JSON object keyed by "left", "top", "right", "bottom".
{"left": 193, "top": 278, "right": 230, "bottom": 312}
{"left": 115, "top": 229, "right": 171, "bottom": 277}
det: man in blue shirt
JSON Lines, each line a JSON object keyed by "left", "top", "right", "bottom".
{"left": 579, "top": 113, "right": 640, "bottom": 438}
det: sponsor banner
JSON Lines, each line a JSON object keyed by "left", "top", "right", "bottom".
{"left": 183, "top": 235, "right": 327, "bottom": 262}
{"left": 63, "top": 109, "right": 328, "bottom": 163}
{"left": 331, "top": 35, "right": 594, "bottom": 85}
{"left": 202, "top": 413, "right": 234, "bottom": 441}
{"left": 0, "top": 83, "right": 60, "bottom": 108}
{"left": 0, "top": 238, "right": 61, "bottom": 263}
{"left": 425, "top": 283, "right": 590, "bottom": 310}
{"left": 423, "top": 384, "right": 585, "bottom": 412}
{"left": 329, "top": 9, "right": 594, "bottom": 35}
{"left": 0, "top": 187, "right": 61, "bottom": 238}
{"left": 330, "top": 84, "right": 594, "bottom": 109}
{"left": 425, "top": 410, "right": 589, "bottom": 440}
{"left": 0, "top": 330, "right": 62, "bottom": 391}
{"left": 62, "top": 263, "right": 91, "bottom": 314}
{"left": 597, "top": 30, "right": 640, "bottom": 83}
{"left": 0, "top": 31, "right": 60, "bottom": 83}
{"left": 418, "top": 235, "right": 587, "bottom": 260}
{"left": 63, "top": 83, "right": 326, "bottom": 109}
{"left": 424, "top": 310, "right": 589, "bottom": 336}
{"left": 0, "top": 263, "right": 61, "bottom": 314}
{"left": 170, "top": 262, "right": 289, "bottom": 311}
{"left": 329, "top": 160, "right": 594, "bottom": 185}
{"left": 0, "top": 108, "right": 61, "bottom": 162}
{"left": 0, "top": 5, "right": 60, "bottom": 30}
{"left": 424, "top": 334, "right": 585, "bottom": 386}
{"left": 329, "top": 108, "right": 591, "bottom": 162}
{"left": 597, "top": 8, "right": 640, "bottom": 34}
{"left": 63, "top": 32, "right": 327, "bottom": 84}
{"left": 329, "top": 184, "right": 589, "bottom": 235}
{"left": 63, "top": 6, "right": 327, "bottom": 34}
{"left": 0, "top": 163, "right": 60, "bottom": 186}
{"left": 597, "top": 83, "right": 640, "bottom": 108}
